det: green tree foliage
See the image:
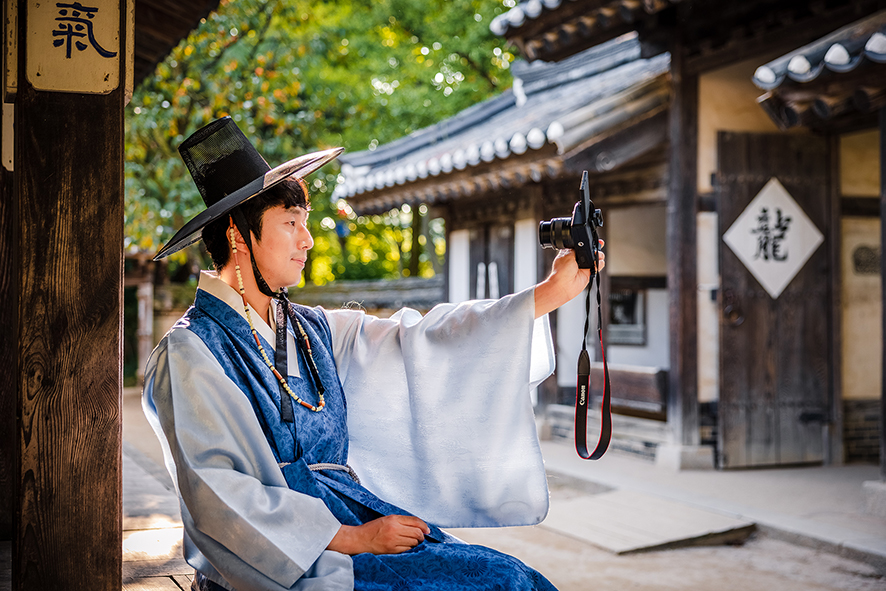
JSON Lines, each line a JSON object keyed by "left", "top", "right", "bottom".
{"left": 126, "top": 0, "right": 515, "bottom": 283}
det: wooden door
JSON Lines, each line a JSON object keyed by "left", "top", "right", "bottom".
{"left": 469, "top": 224, "right": 514, "bottom": 299}
{"left": 717, "top": 132, "right": 831, "bottom": 468}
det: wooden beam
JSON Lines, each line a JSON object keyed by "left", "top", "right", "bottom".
{"left": 564, "top": 109, "right": 669, "bottom": 175}
{"left": 13, "top": 3, "right": 124, "bottom": 589}
{"left": 666, "top": 32, "right": 700, "bottom": 448}
{"left": 841, "top": 196, "right": 881, "bottom": 217}
{"left": 610, "top": 276, "right": 667, "bottom": 290}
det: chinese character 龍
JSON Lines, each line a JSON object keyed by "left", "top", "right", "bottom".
{"left": 751, "top": 206, "right": 791, "bottom": 262}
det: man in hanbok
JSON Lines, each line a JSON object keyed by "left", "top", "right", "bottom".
{"left": 143, "top": 117, "right": 604, "bottom": 591}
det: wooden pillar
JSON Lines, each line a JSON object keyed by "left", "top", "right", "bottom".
{"left": 409, "top": 204, "right": 422, "bottom": 277}
{"left": 13, "top": 1, "right": 125, "bottom": 588}
{"left": 532, "top": 183, "right": 559, "bottom": 410}
{"left": 666, "top": 35, "right": 700, "bottom": 448}
{"left": 880, "top": 106, "right": 885, "bottom": 480}
{"left": 827, "top": 134, "right": 844, "bottom": 466}
{"left": 0, "top": 103, "right": 14, "bottom": 541}
{"left": 136, "top": 281, "right": 154, "bottom": 384}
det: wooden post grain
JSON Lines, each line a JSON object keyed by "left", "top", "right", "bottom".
{"left": 0, "top": 105, "right": 14, "bottom": 541}
{"left": 13, "top": 1, "right": 124, "bottom": 588}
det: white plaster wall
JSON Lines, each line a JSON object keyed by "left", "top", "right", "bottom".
{"left": 448, "top": 229, "right": 470, "bottom": 303}
{"left": 607, "top": 205, "right": 667, "bottom": 276}
{"left": 608, "top": 289, "right": 669, "bottom": 368}
{"left": 841, "top": 130, "right": 880, "bottom": 197}
{"left": 601, "top": 204, "right": 669, "bottom": 369}
{"left": 697, "top": 212, "right": 720, "bottom": 402}
{"left": 697, "top": 56, "right": 787, "bottom": 194}
{"left": 514, "top": 218, "right": 539, "bottom": 292}
{"left": 841, "top": 217, "right": 881, "bottom": 401}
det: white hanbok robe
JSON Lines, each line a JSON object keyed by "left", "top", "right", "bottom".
{"left": 143, "top": 271, "right": 555, "bottom": 590}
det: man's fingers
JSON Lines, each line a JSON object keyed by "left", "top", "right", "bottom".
{"left": 395, "top": 515, "right": 430, "bottom": 534}
{"left": 397, "top": 524, "right": 426, "bottom": 543}
{"left": 383, "top": 528, "right": 424, "bottom": 554}
{"left": 372, "top": 515, "right": 428, "bottom": 554}
{"left": 397, "top": 532, "right": 423, "bottom": 546}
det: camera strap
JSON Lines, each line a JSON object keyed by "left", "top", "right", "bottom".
{"left": 574, "top": 239, "right": 611, "bottom": 460}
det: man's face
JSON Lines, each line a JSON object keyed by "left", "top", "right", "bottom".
{"left": 250, "top": 204, "right": 313, "bottom": 291}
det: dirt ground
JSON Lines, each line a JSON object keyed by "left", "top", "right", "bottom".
{"left": 447, "top": 482, "right": 885, "bottom": 591}
{"left": 448, "top": 525, "right": 883, "bottom": 591}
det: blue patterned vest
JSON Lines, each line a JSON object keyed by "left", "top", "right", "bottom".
{"left": 181, "top": 289, "right": 445, "bottom": 537}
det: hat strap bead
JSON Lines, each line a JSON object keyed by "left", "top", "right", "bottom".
{"left": 229, "top": 223, "right": 325, "bottom": 413}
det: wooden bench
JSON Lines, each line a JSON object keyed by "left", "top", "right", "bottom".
{"left": 589, "top": 363, "right": 668, "bottom": 420}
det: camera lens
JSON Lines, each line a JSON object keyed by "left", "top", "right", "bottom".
{"left": 538, "top": 217, "right": 574, "bottom": 250}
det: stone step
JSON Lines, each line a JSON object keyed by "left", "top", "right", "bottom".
{"left": 541, "top": 489, "right": 755, "bottom": 554}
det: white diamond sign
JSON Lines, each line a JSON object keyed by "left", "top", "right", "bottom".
{"left": 723, "top": 178, "right": 823, "bottom": 299}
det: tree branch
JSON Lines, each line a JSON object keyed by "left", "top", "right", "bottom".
{"left": 454, "top": 50, "right": 496, "bottom": 90}
{"left": 245, "top": 0, "right": 278, "bottom": 66}
{"left": 391, "top": 19, "right": 498, "bottom": 91}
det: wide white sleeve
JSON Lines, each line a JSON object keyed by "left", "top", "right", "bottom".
{"left": 142, "top": 327, "right": 352, "bottom": 591}
{"left": 323, "top": 286, "right": 555, "bottom": 528}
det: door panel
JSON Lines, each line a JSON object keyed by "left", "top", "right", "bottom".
{"left": 717, "top": 132, "right": 831, "bottom": 468}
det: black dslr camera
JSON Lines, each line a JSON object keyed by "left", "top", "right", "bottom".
{"left": 538, "top": 171, "right": 603, "bottom": 270}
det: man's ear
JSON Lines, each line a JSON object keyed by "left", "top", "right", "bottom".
{"left": 228, "top": 218, "right": 248, "bottom": 248}
{"left": 232, "top": 227, "right": 248, "bottom": 247}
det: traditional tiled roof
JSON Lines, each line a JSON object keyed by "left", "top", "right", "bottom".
{"left": 335, "top": 34, "right": 669, "bottom": 213}
{"left": 489, "top": 0, "right": 677, "bottom": 62}
{"left": 753, "top": 10, "right": 886, "bottom": 90}
{"left": 752, "top": 9, "right": 886, "bottom": 129}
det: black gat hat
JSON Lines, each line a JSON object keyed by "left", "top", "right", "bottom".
{"left": 154, "top": 116, "right": 343, "bottom": 261}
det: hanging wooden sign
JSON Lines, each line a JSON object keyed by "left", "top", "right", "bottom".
{"left": 26, "top": 0, "right": 120, "bottom": 94}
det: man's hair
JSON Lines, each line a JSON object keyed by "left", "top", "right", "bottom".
{"left": 202, "top": 178, "right": 309, "bottom": 269}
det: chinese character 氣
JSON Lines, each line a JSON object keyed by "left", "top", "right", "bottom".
{"left": 52, "top": 2, "right": 117, "bottom": 60}
{"left": 751, "top": 207, "right": 791, "bottom": 261}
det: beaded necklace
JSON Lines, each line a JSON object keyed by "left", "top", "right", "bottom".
{"left": 230, "top": 225, "right": 325, "bottom": 412}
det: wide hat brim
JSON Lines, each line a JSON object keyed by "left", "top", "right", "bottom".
{"left": 154, "top": 146, "right": 344, "bottom": 261}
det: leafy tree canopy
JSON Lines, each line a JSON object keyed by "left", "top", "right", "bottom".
{"left": 126, "top": 0, "right": 515, "bottom": 283}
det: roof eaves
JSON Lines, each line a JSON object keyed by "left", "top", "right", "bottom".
{"left": 491, "top": 0, "right": 676, "bottom": 62}
{"left": 551, "top": 70, "right": 669, "bottom": 153}
{"left": 339, "top": 91, "right": 517, "bottom": 169}
{"left": 753, "top": 9, "right": 886, "bottom": 90}
{"left": 342, "top": 152, "right": 565, "bottom": 216}
{"left": 515, "top": 32, "right": 641, "bottom": 95}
